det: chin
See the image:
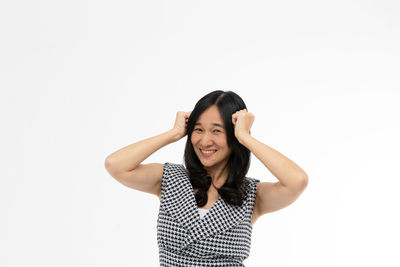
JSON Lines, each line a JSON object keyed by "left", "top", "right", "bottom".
{"left": 197, "top": 158, "right": 213, "bottom": 167}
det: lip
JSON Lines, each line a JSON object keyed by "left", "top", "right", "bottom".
{"left": 199, "top": 149, "right": 217, "bottom": 158}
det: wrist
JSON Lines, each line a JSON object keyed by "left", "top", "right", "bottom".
{"left": 167, "top": 128, "right": 182, "bottom": 143}
{"left": 236, "top": 133, "right": 252, "bottom": 146}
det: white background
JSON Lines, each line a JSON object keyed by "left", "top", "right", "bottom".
{"left": 1, "top": 0, "right": 399, "bottom": 266}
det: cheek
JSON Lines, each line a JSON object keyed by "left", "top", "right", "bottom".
{"left": 190, "top": 135, "right": 197, "bottom": 145}
{"left": 216, "top": 137, "right": 228, "bottom": 147}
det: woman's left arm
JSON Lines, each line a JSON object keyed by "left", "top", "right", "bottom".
{"left": 232, "top": 109, "right": 308, "bottom": 216}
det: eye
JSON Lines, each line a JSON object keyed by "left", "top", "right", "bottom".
{"left": 194, "top": 128, "right": 202, "bottom": 132}
{"left": 213, "top": 129, "right": 221, "bottom": 133}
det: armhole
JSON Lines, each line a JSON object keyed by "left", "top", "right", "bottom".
{"left": 248, "top": 178, "right": 261, "bottom": 214}
{"left": 160, "top": 162, "right": 170, "bottom": 205}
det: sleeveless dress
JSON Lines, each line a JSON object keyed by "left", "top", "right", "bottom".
{"left": 157, "top": 162, "right": 260, "bottom": 266}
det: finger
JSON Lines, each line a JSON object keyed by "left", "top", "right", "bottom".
{"left": 231, "top": 114, "right": 237, "bottom": 122}
{"left": 232, "top": 115, "right": 237, "bottom": 125}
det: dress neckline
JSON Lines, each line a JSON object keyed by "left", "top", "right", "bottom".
{"left": 163, "top": 163, "right": 249, "bottom": 238}
{"left": 192, "top": 188, "right": 222, "bottom": 216}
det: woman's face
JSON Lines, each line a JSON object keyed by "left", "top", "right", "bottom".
{"left": 191, "top": 105, "right": 232, "bottom": 171}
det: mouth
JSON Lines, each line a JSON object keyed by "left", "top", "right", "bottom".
{"left": 199, "top": 148, "right": 217, "bottom": 158}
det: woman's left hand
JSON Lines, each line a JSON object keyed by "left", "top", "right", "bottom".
{"left": 232, "top": 109, "right": 254, "bottom": 142}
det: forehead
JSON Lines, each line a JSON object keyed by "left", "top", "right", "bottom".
{"left": 195, "top": 105, "right": 224, "bottom": 127}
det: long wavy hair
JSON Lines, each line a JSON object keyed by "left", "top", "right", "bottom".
{"left": 184, "top": 90, "right": 251, "bottom": 207}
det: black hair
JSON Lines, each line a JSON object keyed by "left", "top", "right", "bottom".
{"left": 184, "top": 90, "right": 251, "bottom": 207}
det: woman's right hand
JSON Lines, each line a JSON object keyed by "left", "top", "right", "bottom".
{"left": 172, "top": 111, "right": 192, "bottom": 141}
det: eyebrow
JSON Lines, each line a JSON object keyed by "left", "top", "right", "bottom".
{"left": 195, "top": 122, "right": 224, "bottom": 128}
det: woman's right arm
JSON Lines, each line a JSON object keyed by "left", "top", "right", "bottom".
{"left": 104, "top": 111, "right": 191, "bottom": 199}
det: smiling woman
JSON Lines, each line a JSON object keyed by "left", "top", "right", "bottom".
{"left": 184, "top": 91, "right": 252, "bottom": 209}
{"left": 104, "top": 90, "right": 308, "bottom": 266}
{"left": 192, "top": 108, "right": 231, "bottom": 167}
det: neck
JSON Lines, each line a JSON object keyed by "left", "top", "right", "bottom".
{"left": 205, "top": 161, "right": 230, "bottom": 188}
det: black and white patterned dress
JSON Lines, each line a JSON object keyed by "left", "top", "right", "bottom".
{"left": 157, "top": 162, "right": 260, "bottom": 266}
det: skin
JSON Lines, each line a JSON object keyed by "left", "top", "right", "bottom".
{"left": 189, "top": 105, "right": 309, "bottom": 225}
{"left": 230, "top": 108, "right": 308, "bottom": 225}
{"left": 191, "top": 105, "right": 232, "bottom": 190}
{"left": 105, "top": 103, "right": 308, "bottom": 227}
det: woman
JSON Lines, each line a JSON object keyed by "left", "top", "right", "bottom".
{"left": 105, "top": 90, "right": 308, "bottom": 266}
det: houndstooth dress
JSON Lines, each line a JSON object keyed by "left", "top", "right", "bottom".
{"left": 157, "top": 162, "right": 260, "bottom": 266}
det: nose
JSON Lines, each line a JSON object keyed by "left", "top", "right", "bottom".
{"left": 200, "top": 132, "right": 214, "bottom": 147}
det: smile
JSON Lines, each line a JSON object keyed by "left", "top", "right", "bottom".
{"left": 200, "top": 149, "right": 217, "bottom": 157}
